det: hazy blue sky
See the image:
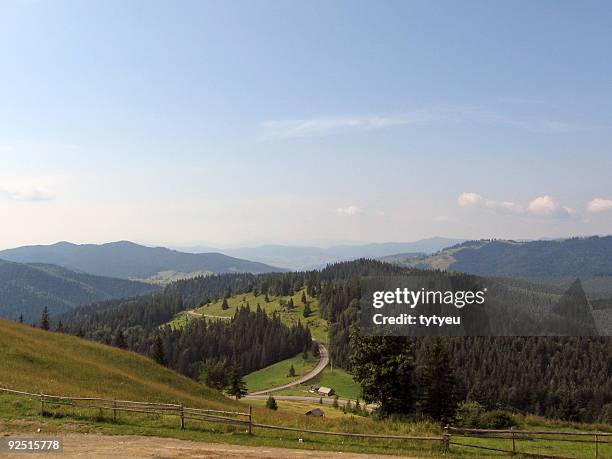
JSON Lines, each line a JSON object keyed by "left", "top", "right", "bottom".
{"left": 1, "top": 0, "right": 611, "bottom": 249}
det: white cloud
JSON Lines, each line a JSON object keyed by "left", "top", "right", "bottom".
{"left": 457, "top": 192, "right": 484, "bottom": 207}
{"left": 485, "top": 199, "right": 524, "bottom": 214}
{"left": 587, "top": 198, "right": 612, "bottom": 213}
{"left": 0, "top": 145, "right": 13, "bottom": 154}
{"left": 0, "top": 178, "right": 55, "bottom": 201}
{"left": 260, "top": 111, "right": 441, "bottom": 139}
{"left": 458, "top": 192, "right": 574, "bottom": 218}
{"left": 526, "top": 195, "right": 575, "bottom": 218}
{"left": 336, "top": 205, "right": 363, "bottom": 217}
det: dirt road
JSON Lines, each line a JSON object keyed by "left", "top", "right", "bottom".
{"left": 249, "top": 342, "right": 329, "bottom": 396}
{"left": 1, "top": 433, "right": 413, "bottom": 458}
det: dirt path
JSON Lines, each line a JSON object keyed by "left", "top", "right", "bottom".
{"left": 2, "top": 433, "right": 413, "bottom": 458}
{"left": 185, "top": 310, "right": 231, "bottom": 321}
{"left": 243, "top": 395, "right": 376, "bottom": 412}
{"left": 185, "top": 310, "right": 331, "bottom": 396}
{"left": 249, "top": 342, "right": 329, "bottom": 396}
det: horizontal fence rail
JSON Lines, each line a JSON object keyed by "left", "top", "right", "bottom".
{"left": 1, "top": 386, "right": 610, "bottom": 457}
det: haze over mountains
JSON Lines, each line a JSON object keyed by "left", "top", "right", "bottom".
{"left": 385, "top": 236, "right": 612, "bottom": 296}
{"left": 0, "top": 241, "right": 286, "bottom": 282}
{"left": 0, "top": 259, "right": 159, "bottom": 322}
{"left": 174, "top": 237, "right": 464, "bottom": 270}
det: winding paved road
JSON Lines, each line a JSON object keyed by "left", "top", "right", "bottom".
{"left": 187, "top": 309, "right": 331, "bottom": 397}
{"left": 249, "top": 341, "right": 329, "bottom": 396}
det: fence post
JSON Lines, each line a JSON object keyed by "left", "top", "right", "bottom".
{"left": 511, "top": 426, "right": 516, "bottom": 455}
{"left": 180, "top": 403, "right": 184, "bottom": 429}
{"left": 112, "top": 400, "right": 117, "bottom": 422}
{"left": 595, "top": 433, "right": 598, "bottom": 458}
{"left": 442, "top": 424, "right": 450, "bottom": 451}
{"left": 248, "top": 405, "right": 252, "bottom": 435}
{"left": 39, "top": 392, "right": 45, "bottom": 416}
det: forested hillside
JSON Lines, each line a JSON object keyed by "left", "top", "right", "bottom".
{"left": 390, "top": 236, "right": 612, "bottom": 295}
{"left": 0, "top": 241, "right": 286, "bottom": 281}
{"left": 0, "top": 259, "right": 159, "bottom": 322}
{"left": 59, "top": 260, "right": 612, "bottom": 423}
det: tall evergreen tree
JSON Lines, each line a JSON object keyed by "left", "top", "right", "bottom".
{"left": 40, "top": 307, "right": 50, "bottom": 331}
{"left": 113, "top": 329, "right": 128, "bottom": 349}
{"left": 151, "top": 335, "right": 166, "bottom": 365}
{"left": 419, "top": 338, "right": 460, "bottom": 424}
{"left": 200, "top": 359, "right": 229, "bottom": 391}
{"left": 350, "top": 326, "right": 417, "bottom": 416}
{"left": 227, "top": 364, "right": 247, "bottom": 399}
{"left": 221, "top": 298, "right": 229, "bottom": 310}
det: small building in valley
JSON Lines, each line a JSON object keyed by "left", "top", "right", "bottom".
{"left": 317, "top": 386, "right": 335, "bottom": 397}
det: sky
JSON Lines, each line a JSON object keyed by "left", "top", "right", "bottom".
{"left": 1, "top": 0, "right": 611, "bottom": 249}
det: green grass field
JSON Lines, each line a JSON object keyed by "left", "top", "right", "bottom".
{"left": 276, "top": 367, "right": 362, "bottom": 401}
{"left": 167, "top": 289, "right": 329, "bottom": 343}
{"left": 244, "top": 352, "right": 319, "bottom": 393}
{"left": 1, "top": 319, "right": 610, "bottom": 458}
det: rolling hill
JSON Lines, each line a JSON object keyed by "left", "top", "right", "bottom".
{"left": 0, "top": 318, "right": 235, "bottom": 410}
{"left": 178, "top": 237, "right": 464, "bottom": 270}
{"left": 385, "top": 236, "right": 612, "bottom": 296}
{"left": 0, "top": 241, "right": 286, "bottom": 282}
{"left": 0, "top": 259, "right": 159, "bottom": 322}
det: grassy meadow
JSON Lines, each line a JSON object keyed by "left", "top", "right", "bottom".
{"left": 244, "top": 352, "right": 319, "bottom": 393}
{"left": 1, "top": 320, "right": 610, "bottom": 458}
{"left": 167, "top": 289, "right": 329, "bottom": 343}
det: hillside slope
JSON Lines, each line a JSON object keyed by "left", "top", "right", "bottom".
{"left": 388, "top": 236, "right": 612, "bottom": 295}
{"left": 0, "top": 319, "right": 232, "bottom": 410}
{"left": 0, "top": 259, "right": 159, "bottom": 322}
{"left": 0, "top": 241, "right": 286, "bottom": 281}
{"left": 217, "top": 237, "right": 463, "bottom": 270}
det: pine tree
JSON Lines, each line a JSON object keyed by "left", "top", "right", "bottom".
{"left": 113, "top": 329, "right": 128, "bottom": 349}
{"left": 301, "top": 291, "right": 307, "bottom": 304}
{"left": 303, "top": 303, "right": 312, "bottom": 318}
{"left": 350, "top": 327, "right": 417, "bottom": 416}
{"left": 419, "top": 338, "right": 460, "bottom": 424}
{"left": 288, "top": 364, "right": 296, "bottom": 377}
{"left": 264, "top": 293, "right": 270, "bottom": 303}
{"left": 227, "top": 364, "right": 247, "bottom": 399}
{"left": 287, "top": 297, "right": 294, "bottom": 310}
{"left": 55, "top": 320, "right": 64, "bottom": 333}
{"left": 40, "top": 307, "right": 50, "bottom": 331}
{"left": 221, "top": 298, "right": 229, "bottom": 310}
{"left": 18, "top": 314, "right": 23, "bottom": 323}
{"left": 151, "top": 335, "right": 166, "bottom": 365}
{"left": 266, "top": 395, "right": 278, "bottom": 410}
{"left": 199, "top": 359, "right": 229, "bottom": 391}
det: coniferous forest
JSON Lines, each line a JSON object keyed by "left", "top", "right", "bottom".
{"left": 59, "top": 259, "right": 612, "bottom": 423}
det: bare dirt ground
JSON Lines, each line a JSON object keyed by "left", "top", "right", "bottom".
{"left": 1, "top": 433, "right": 414, "bottom": 458}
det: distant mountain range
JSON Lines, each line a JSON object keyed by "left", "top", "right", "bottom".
{"left": 174, "top": 237, "right": 464, "bottom": 270}
{"left": 0, "top": 241, "right": 286, "bottom": 282}
{"left": 0, "top": 259, "right": 159, "bottom": 322}
{"left": 384, "top": 236, "right": 612, "bottom": 296}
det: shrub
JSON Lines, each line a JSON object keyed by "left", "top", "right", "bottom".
{"left": 479, "top": 410, "right": 517, "bottom": 429}
{"left": 455, "top": 401, "right": 485, "bottom": 428}
{"left": 266, "top": 395, "right": 278, "bottom": 411}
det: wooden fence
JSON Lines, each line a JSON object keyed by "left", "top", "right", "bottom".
{"left": 2, "top": 386, "right": 611, "bottom": 457}
{"left": 0, "top": 387, "right": 252, "bottom": 433}
{"left": 449, "top": 426, "right": 612, "bottom": 458}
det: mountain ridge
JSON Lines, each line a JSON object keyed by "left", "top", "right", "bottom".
{"left": 0, "top": 258, "right": 160, "bottom": 322}
{"left": 0, "top": 241, "right": 287, "bottom": 280}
